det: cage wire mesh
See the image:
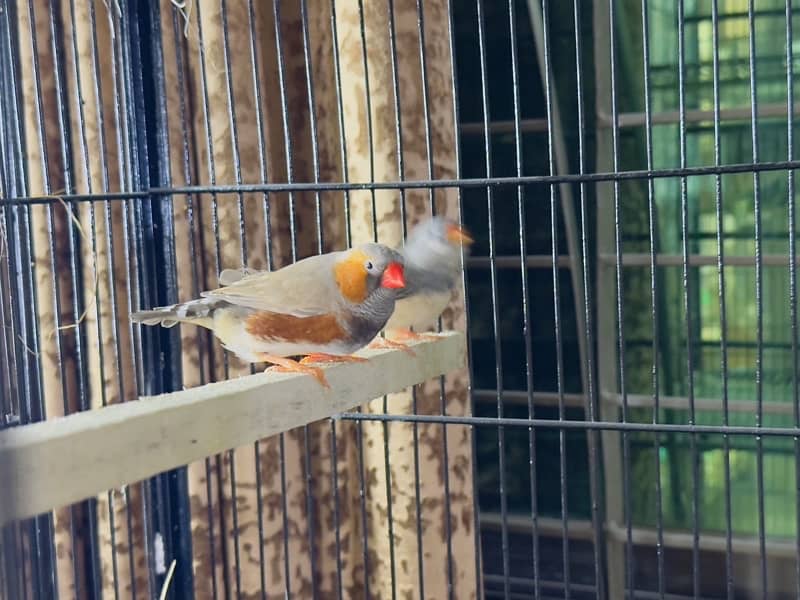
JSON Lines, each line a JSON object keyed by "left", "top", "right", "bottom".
{"left": 1, "top": 0, "right": 800, "bottom": 598}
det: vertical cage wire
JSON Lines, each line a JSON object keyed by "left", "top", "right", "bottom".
{"left": 638, "top": 1, "right": 667, "bottom": 597}
{"left": 788, "top": 0, "right": 800, "bottom": 597}
{"left": 505, "top": 0, "right": 542, "bottom": 598}
{"left": 605, "top": 0, "right": 635, "bottom": 595}
{"left": 0, "top": 4, "right": 25, "bottom": 600}
{"left": 675, "top": 1, "right": 702, "bottom": 597}
{"left": 745, "top": 1, "right": 769, "bottom": 596}
{"left": 538, "top": 0, "right": 572, "bottom": 595}
{"left": 710, "top": 1, "right": 736, "bottom": 597}
{"left": 474, "top": 0, "right": 517, "bottom": 596}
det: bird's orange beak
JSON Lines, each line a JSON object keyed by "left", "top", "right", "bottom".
{"left": 446, "top": 223, "right": 474, "bottom": 246}
{"left": 381, "top": 262, "right": 405, "bottom": 289}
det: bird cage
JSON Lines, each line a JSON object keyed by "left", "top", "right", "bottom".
{"left": 1, "top": 1, "right": 799, "bottom": 599}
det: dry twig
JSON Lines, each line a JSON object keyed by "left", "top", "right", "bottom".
{"left": 170, "top": 0, "right": 192, "bottom": 39}
{"left": 158, "top": 560, "right": 177, "bottom": 600}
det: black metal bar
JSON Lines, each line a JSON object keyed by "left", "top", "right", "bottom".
{"left": 710, "top": 1, "right": 735, "bottom": 597}
{"left": 787, "top": 2, "right": 800, "bottom": 599}
{"left": 297, "top": 0, "right": 325, "bottom": 591}
{"left": 171, "top": 9, "right": 219, "bottom": 600}
{"left": 243, "top": 0, "right": 271, "bottom": 594}
{"left": 383, "top": 1, "right": 424, "bottom": 594}
{"left": 506, "top": 1, "right": 539, "bottom": 597}
{"left": 63, "top": 0, "right": 112, "bottom": 593}
{"left": 0, "top": 2, "right": 47, "bottom": 599}
{"left": 86, "top": 0, "right": 129, "bottom": 596}
{"left": 675, "top": 2, "right": 700, "bottom": 598}
{"left": 116, "top": 0, "right": 157, "bottom": 595}
{"left": 326, "top": 1, "right": 369, "bottom": 595}
{"left": 474, "top": 0, "right": 510, "bottom": 597}
{"left": 414, "top": 0, "right": 434, "bottom": 215}
{"left": 350, "top": 0, "right": 395, "bottom": 594}
{"left": 45, "top": 0, "right": 94, "bottom": 595}
{"left": 17, "top": 1, "right": 68, "bottom": 597}
{"left": 639, "top": 0, "right": 666, "bottom": 597}
{"left": 385, "top": 0, "right": 407, "bottom": 240}
{"left": 0, "top": 7, "right": 21, "bottom": 440}
{"left": 0, "top": 0, "right": 32, "bottom": 425}
{"left": 12, "top": 158, "right": 800, "bottom": 206}
{"left": 355, "top": 418, "right": 371, "bottom": 600}
{"left": 298, "top": 0, "right": 323, "bottom": 254}
{"left": 326, "top": 417, "right": 344, "bottom": 600}
{"left": 121, "top": 0, "right": 183, "bottom": 595}
{"left": 166, "top": 1, "right": 220, "bottom": 595}
{"left": 336, "top": 412, "right": 800, "bottom": 437}
{"left": 605, "top": 0, "right": 634, "bottom": 596}
{"left": 383, "top": 1, "right": 424, "bottom": 595}
{"left": 682, "top": 7, "right": 800, "bottom": 23}
{"left": 218, "top": 0, "right": 247, "bottom": 261}
{"left": 191, "top": 2, "right": 237, "bottom": 596}
{"left": 571, "top": 1, "right": 605, "bottom": 597}
{"left": 270, "top": 2, "right": 301, "bottom": 596}
{"left": 745, "top": 1, "right": 768, "bottom": 596}
{"left": 218, "top": 1, "right": 249, "bottom": 596}
{"left": 185, "top": 9, "right": 232, "bottom": 597}
{"left": 537, "top": 0, "right": 570, "bottom": 596}
{"left": 355, "top": 0, "right": 378, "bottom": 243}
{"left": 414, "top": 4, "right": 456, "bottom": 595}
{"left": 107, "top": 1, "right": 144, "bottom": 594}
{"left": 325, "top": 1, "right": 350, "bottom": 597}
{"left": 328, "top": 0, "right": 352, "bottom": 248}
{"left": 444, "top": 1, "right": 484, "bottom": 597}
{"left": 146, "top": 2, "right": 195, "bottom": 596}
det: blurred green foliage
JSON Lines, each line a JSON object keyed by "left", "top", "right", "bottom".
{"left": 457, "top": 0, "right": 800, "bottom": 539}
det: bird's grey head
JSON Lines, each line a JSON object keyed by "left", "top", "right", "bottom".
{"left": 399, "top": 217, "right": 473, "bottom": 296}
{"left": 335, "top": 242, "right": 406, "bottom": 318}
{"left": 352, "top": 242, "right": 406, "bottom": 299}
{"left": 337, "top": 243, "right": 405, "bottom": 341}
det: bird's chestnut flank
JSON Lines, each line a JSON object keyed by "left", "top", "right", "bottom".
{"left": 130, "top": 243, "right": 406, "bottom": 388}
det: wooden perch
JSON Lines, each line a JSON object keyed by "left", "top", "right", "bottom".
{"left": 0, "top": 331, "right": 466, "bottom": 526}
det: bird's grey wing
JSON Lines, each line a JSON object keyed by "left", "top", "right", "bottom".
{"left": 203, "top": 252, "right": 341, "bottom": 316}
{"left": 218, "top": 267, "right": 264, "bottom": 286}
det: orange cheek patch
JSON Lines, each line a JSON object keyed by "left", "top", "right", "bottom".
{"left": 334, "top": 250, "right": 368, "bottom": 303}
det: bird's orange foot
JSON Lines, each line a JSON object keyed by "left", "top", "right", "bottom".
{"left": 390, "top": 328, "right": 440, "bottom": 342}
{"left": 260, "top": 354, "right": 330, "bottom": 389}
{"left": 299, "top": 353, "right": 369, "bottom": 364}
{"left": 367, "top": 336, "right": 416, "bottom": 356}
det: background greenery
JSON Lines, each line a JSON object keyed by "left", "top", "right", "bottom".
{"left": 456, "top": 0, "right": 800, "bottom": 544}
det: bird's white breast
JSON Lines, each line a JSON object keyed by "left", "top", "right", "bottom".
{"left": 385, "top": 290, "right": 451, "bottom": 332}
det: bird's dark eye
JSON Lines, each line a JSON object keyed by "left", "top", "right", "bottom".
{"left": 365, "top": 261, "right": 374, "bottom": 271}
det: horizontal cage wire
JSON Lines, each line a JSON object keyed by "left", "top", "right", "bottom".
{"left": 0, "top": 0, "right": 798, "bottom": 599}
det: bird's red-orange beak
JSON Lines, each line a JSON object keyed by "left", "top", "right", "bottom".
{"left": 381, "top": 262, "right": 405, "bottom": 289}
{"left": 446, "top": 223, "right": 474, "bottom": 246}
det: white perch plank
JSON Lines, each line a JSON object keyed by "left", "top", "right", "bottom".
{"left": 0, "top": 331, "right": 466, "bottom": 526}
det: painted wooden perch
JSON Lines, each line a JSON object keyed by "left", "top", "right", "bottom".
{"left": 0, "top": 331, "right": 466, "bottom": 526}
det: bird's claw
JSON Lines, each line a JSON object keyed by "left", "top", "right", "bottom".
{"left": 299, "top": 353, "right": 369, "bottom": 364}
{"left": 267, "top": 364, "right": 330, "bottom": 389}
{"left": 391, "top": 328, "right": 440, "bottom": 342}
{"left": 368, "top": 337, "right": 417, "bottom": 356}
{"left": 260, "top": 354, "right": 331, "bottom": 389}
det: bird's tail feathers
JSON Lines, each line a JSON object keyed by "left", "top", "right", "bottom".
{"left": 130, "top": 298, "right": 220, "bottom": 328}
